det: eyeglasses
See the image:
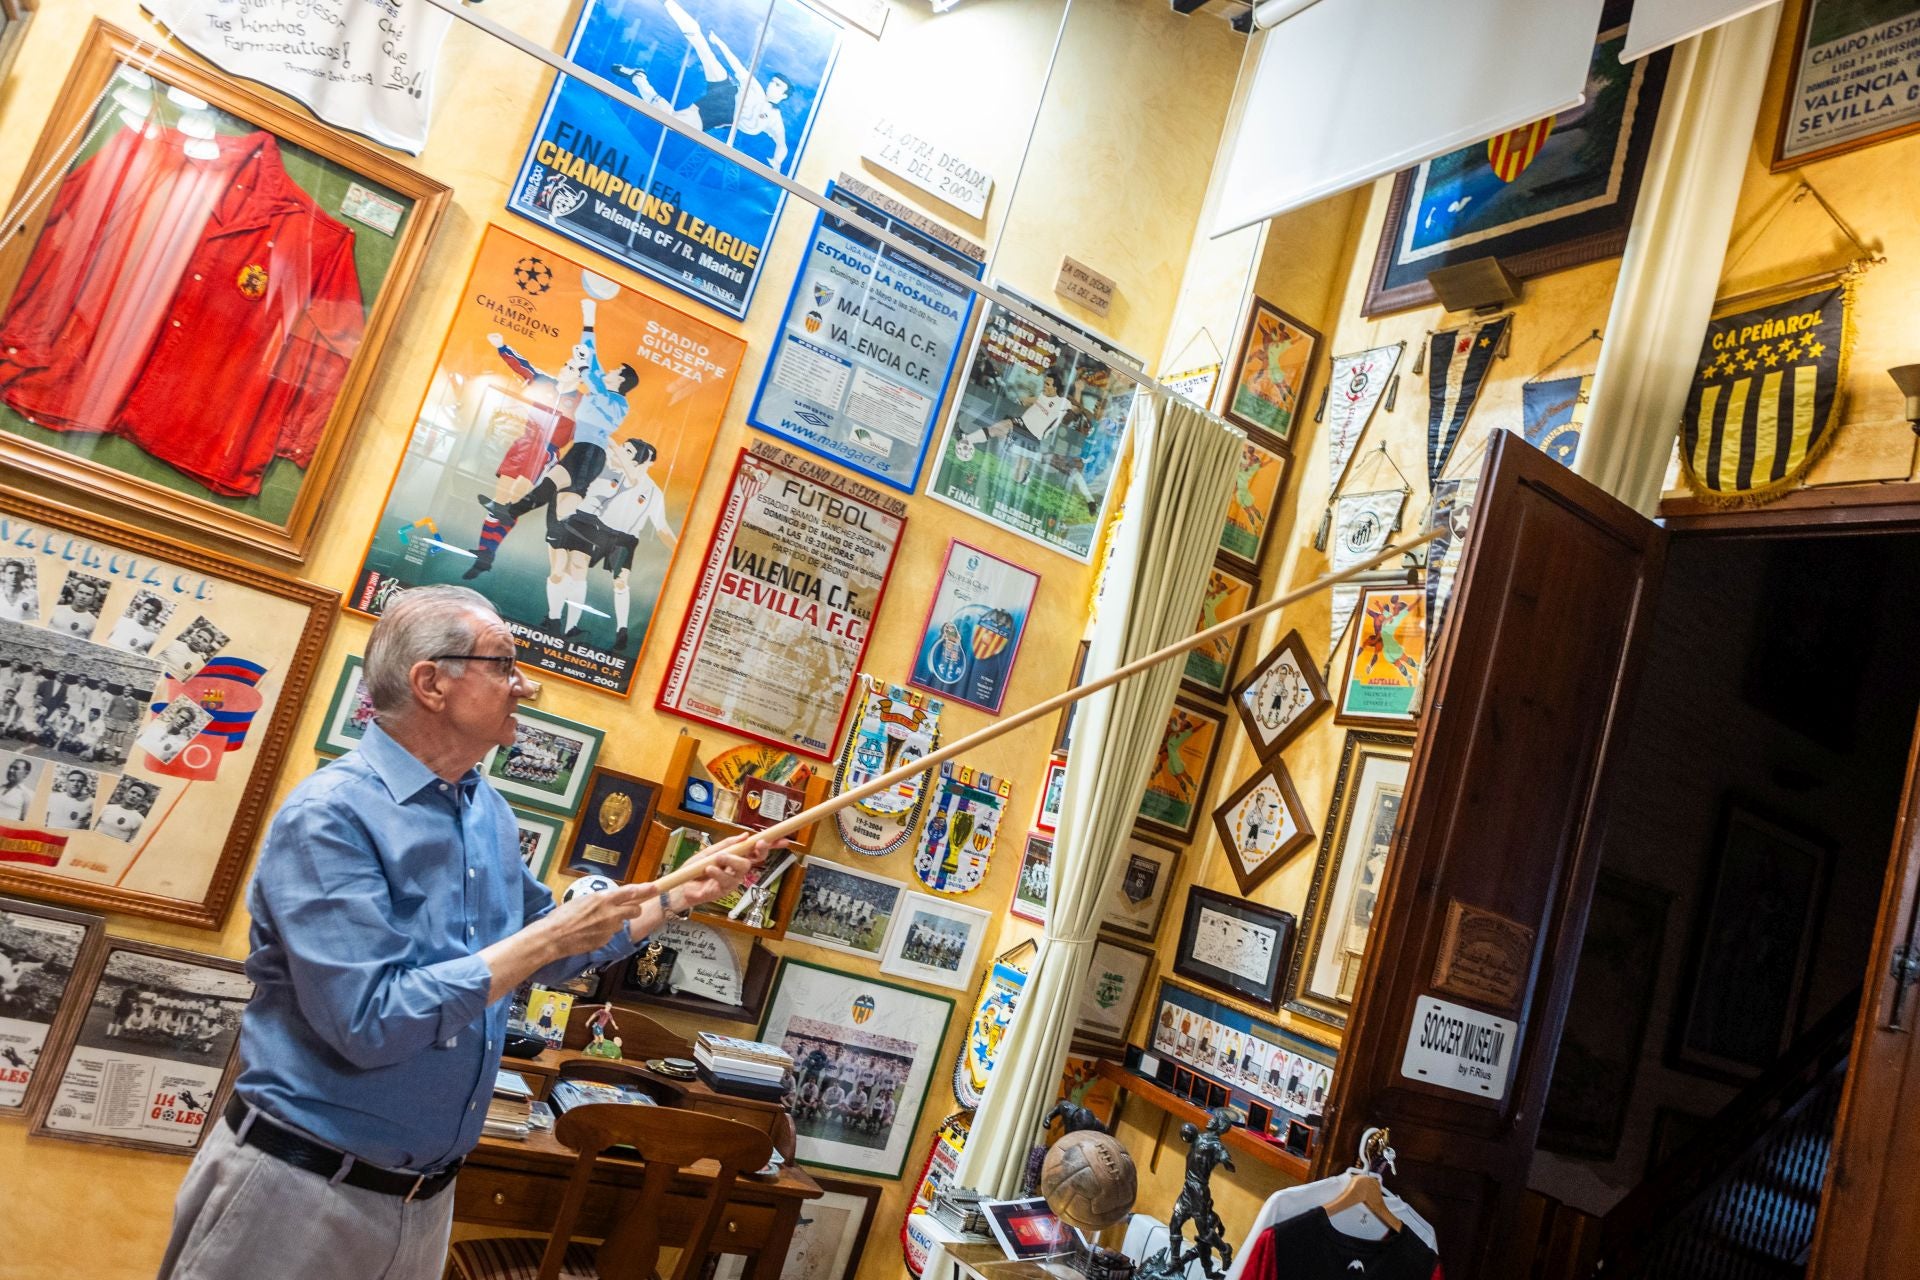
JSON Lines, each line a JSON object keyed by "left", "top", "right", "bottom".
{"left": 431, "top": 654, "right": 523, "bottom": 678}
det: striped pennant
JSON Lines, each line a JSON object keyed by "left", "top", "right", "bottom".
{"left": 1487, "top": 117, "right": 1556, "bottom": 183}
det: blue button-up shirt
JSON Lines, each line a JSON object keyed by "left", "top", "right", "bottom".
{"left": 235, "top": 723, "right": 636, "bottom": 1171}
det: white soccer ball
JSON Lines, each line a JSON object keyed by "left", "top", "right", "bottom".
{"left": 562, "top": 874, "right": 620, "bottom": 904}
{"left": 581, "top": 269, "right": 621, "bottom": 301}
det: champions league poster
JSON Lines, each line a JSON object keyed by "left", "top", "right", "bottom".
{"left": 350, "top": 226, "right": 745, "bottom": 697}
{"left": 508, "top": 0, "right": 844, "bottom": 320}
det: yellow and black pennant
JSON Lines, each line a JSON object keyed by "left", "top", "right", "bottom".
{"left": 1681, "top": 283, "right": 1850, "bottom": 503}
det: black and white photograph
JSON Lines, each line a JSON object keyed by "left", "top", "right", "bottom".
{"left": 103, "top": 591, "right": 176, "bottom": 657}
{"left": 788, "top": 859, "right": 905, "bottom": 961}
{"left": 136, "top": 697, "right": 212, "bottom": 766}
{"left": 41, "top": 766, "right": 101, "bottom": 832}
{"left": 96, "top": 776, "right": 163, "bottom": 845}
{"left": 0, "top": 752, "right": 44, "bottom": 824}
{"left": 0, "top": 558, "right": 39, "bottom": 624}
{"left": 880, "top": 893, "right": 989, "bottom": 991}
{"left": 0, "top": 618, "right": 160, "bottom": 769}
{"left": 1011, "top": 834, "right": 1051, "bottom": 923}
{"left": 46, "top": 570, "right": 110, "bottom": 640}
{"left": 155, "top": 615, "right": 230, "bottom": 681}
{"left": 34, "top": 943, "right": 252, "bottom": 1153}
{"left": 0, "top": 899, "right": 101, "bottom": 1115}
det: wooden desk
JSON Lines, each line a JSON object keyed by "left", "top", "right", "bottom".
{"left": 460, "top": 1128, "right": 821, "bottom": 1279}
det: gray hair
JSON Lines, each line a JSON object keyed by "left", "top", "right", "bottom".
{"left": 364, "top": 586, "right": 500, "bottom": 714}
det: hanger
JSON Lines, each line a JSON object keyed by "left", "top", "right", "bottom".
{"left": 1321, "top": 1127, "right": 1403, "bottom": 1235}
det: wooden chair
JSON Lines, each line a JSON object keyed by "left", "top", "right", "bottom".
{"left": 446, "top": 1104, "right": 774, "bottom": 1280}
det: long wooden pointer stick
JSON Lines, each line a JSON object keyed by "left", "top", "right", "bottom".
{"left": 646, "top": 529, "right": 1441, "bottom": 897}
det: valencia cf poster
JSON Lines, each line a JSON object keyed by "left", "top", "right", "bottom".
{"left": 350, "top": 225, "right": 744, "bottom": 696}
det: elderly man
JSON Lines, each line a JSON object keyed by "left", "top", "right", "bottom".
{"left": 156, "top": 586, "right": 765, "bottom": 1279}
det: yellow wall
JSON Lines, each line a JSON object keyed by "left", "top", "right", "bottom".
{"left": 0, "top": 3, "right": 1244, "bottom": 1278}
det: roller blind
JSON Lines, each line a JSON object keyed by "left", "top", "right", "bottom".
{"left": 1622, "top": 0, "right": 1777, "bottom": 61}
{"left": 1210, "top": 0, "right": 1606, "bottom": 236}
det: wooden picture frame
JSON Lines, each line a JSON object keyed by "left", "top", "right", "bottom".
{"left": 0, "top": 896, "right": 105, "bottom": 1120}
{"left": 0, "top": 19, "right": 449, "bottom": 564}
{"left": 1362, "top": 6, "right": 1669, "bottom": 316}
{"left": 1211, "top": 761, "right": 1315, "bottom": 896}
{"left": 1671, "top": 804, "right": 1829, "bottom": 1082}
{"left": 1218, "top": 428, "right": 1290, "bottom": 573}
{"left": 1771, "top": 0, "right": 1920, "bottom": 170}
{"left": 1174, "top": 886, "right": 1296, "bottom": 1009}
{"left": 480, "top": 706, "right": 605, "bottom": 818}
{"left": 0, "top": 487, "right": 333, "bottom": 929}
{"left": 1222, "top": 298, "right": 1322, "bottom": 444}
{"left": 1335, "top": 584, "right": 1427, "bottom": 729}
{"left": 560, "top": 767, "right": 660, "bottom": 881}
{"left": 1183, "top": 561, "right": 1259, "bottom": 698}
{"left": 1051, "top": 639, "right": 1090, "bottom": 757}
{"left": 1137, "top": 696, "right": 1229, "bottom": 843}
{"left": 1286, "top": 732, "right": 1414, "bottom": 1028}
{"left": 511, "top": 809, "right": 566, "bottom": 882}
{"left": 1099, "top": 831, "right": 1181, "bottom": 942}
{"left": 29, "top": 938, "right": 251, "bottom": 1155}
{"left": 1071, "top": 936, "right": 1155, "bottom": 1057}
{"left": 1231, "top": 628, "right": 1330, "bottom": 761}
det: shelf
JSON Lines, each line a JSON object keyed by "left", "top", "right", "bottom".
{"left": 1096, "top": 1059, "right": 1311, "bottom": 1179}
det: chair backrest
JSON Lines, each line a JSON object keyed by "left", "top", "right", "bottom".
{"left": 554, "top": 1057, "right": 675, "bottom": 1102}
{"left": 537, "top": 1102, "right": 774, "bottom": 1280}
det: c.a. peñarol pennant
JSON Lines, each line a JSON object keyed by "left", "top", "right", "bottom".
{"left": 1681, "top": 283, "right": 1849, "bottom": 504}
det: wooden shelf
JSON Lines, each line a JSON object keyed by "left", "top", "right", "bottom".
{"left": 1096, "top": 1059, "right": 1311, "bottom": 1179}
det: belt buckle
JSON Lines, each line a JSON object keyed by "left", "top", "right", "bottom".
{"left": 405, "top": 1172, "right": 428, "bottom": 1203}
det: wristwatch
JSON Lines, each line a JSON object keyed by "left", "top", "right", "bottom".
{"left": 660, "top": 887, "right": 692, "bottom": 921}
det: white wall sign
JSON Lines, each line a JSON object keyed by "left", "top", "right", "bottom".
{"left": 1055, "top": 255, "right": 1116, "bottom": 318}
{"left": 865, "top": 116, "right": 993, "bottom": 219}
{"left": 1399, "top": 994, "right": 1517, "bottom": 1101}
{"left": 142, "top": 0, "right": 450, "bottom": 154}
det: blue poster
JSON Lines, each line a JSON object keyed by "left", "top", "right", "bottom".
{"left": 909, "top": 540, "right": 1039, "bottom": 715}
{"left": 508, "top": 0, "right": 843, "bottom": 320}
{"left": 750, "top": 183, "right": 983, "bottom": 491}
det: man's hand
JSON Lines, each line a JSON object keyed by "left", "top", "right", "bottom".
{"left": 537, "top": 882, "right": 652, "bottom": 958}
{"left": 669, "top": 833, "right": 785, "bottom": 912}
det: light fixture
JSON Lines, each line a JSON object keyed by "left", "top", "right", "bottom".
{"left": 1891, "top": 365, "right": 1920, "bottom": 436}
{"left": 1252, "top": 0, "right": 1328, "bottom": 28}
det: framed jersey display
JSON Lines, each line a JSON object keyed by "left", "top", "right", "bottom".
{"left": 0, "top": 487, "right": 334, "bottom": 930}
{"left": 0, "top": 20, "right": 450, "bottom": 564}
{"left": 350, "top": 225, "right": 745, "bottom": 698}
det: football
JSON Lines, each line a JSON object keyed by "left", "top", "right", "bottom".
{"left": 1040, "top": 1129, "right": 1137, "bottom": 1231}
{"left": 562, "top": 875, "right": 620, "bottom": 904}
{"left": 512, "top": 255, "right": 553, "bottom": 295}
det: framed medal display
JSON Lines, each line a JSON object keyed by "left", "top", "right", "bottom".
{"left": 1230, "top": 629, "right": 1330, "bottom": 761}
{"left": 561, "top": 768, "right": 659, "bottom": 881}
{"left": 0, "top": 20, "right": 450, "bottom": 563}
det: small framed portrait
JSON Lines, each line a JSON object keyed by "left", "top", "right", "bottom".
{"left": 0, "top": 557, "right": 39, "bottom": 624}
{"left": 1183, "top": 562, "right": 1259, "bottom": 698}
{"left": 1231, "top": 629, "right": 1330, "bottom": 761}
{"left": 1137, "top": 697, "right": 1228, "bottom": 843}
{"left": 788, "top": 858, "right": 906, "bottom": 961}
{"left": 103, "top": 591, "right": 175, "bottom": 657}
{"left": 561, "top": 768, "right": 660, "bottom": 881}
{"left": 1211, "top": 761, "right": 1315, "bottom": 896}
{"left": 481, "top": 706, "right": 605, "bottom": 817}
{"left": 1052, "top": 639, "right": 1091, "bottom": 757}
{"left": 1011, "top": 834, "right": 1052, "bottom": 925}
{"left": 1035, "top": 759, "right": 1067, "bottom": 835}
{"left": 29, "top": 939, "right": 252, "bottom": 1155}
{"left": 1071, "top": 937, "right": 1155, "bottom": 1058}
{"left": 880, "top": 893, "right": 991, "bottom": 991}
{"left": 1174, "top": 886, "right": 1297, "bottom": 1010}
{"left": 0, "top": 896, "right": 106, "bottom": 1119}
{"left": 1218, "top": 429, "right": 1290, "bottom": 573}
{"left": 1223, "top": 297, "right": 1322, "bottom": 443}
{"left": 47, "top": 571, "right": 109, "bottom": 641}
{"left": 512, "top": 809, "right": 566, "bottom": 882}
{"left": 313, "top": 655, "right": 377, "bottom": 758}
{"left": 1336, "top": 584, "right": 1427, "bottom": 729}
{"left": 1099, "top": 833, "right": 1182, "bottom": 942}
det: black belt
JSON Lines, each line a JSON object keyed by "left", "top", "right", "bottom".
{"left": 224, "top": 1096, "right": 462, "bottom": 1201}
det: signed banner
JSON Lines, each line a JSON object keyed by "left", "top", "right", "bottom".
{"left": 350, "top": 225, "right": 742, "bottom": 697}
{"left": 659, "top": 443, "right": 906, "bottom": 759}
{"left": 507, "top": 0, "right": 842, "bottom": 319}
{"left": 142, "top": 0, "right": 451, "bottom": 153}
{"left": 750, "top": 179, "right": 982, "bottom": 491}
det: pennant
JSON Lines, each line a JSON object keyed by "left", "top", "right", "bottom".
{"left": 1487, "top": 117, "right": 1555, "bottom": 182}
{"left": 1328, "top": 489, "right": 1406, "bottom": 656}
{"left": 1326, "top": 343, "right": 1404, "bottom": 491}
{"left": 1680, "top": 283, "right": 1850, "bottom": 504}
{"left": 1427, "top": 316, "right": 1509, "bottom": 486}
{"left": 1521, "top": 374, "right": 1591, "bottom": 467}
{"left": 832, "top": 677, "right": 941, "bottom": 856}
{"left": 1426, "top": 477, "right": 1480, "bottom": 652}
{"left": 913, "top": 762, "right": 1010, "bottom": 895}
{"left": 953, "top": 940, "right": 1036, "bottom": 1108}
{"left": 146, "top": 658, "right": 268, "bottom": 781}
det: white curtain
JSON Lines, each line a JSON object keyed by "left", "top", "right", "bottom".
{"left": 936, "top": 394, "right": 1239, "bottom": 1264}
{"left": 1575, "top": 4, "right": 1782, "bottom": 511}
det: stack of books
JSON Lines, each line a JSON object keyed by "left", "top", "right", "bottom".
{"left": 484, "top": 1069, "right": 535, "bottom": 1140}
{"left": 694, "top": 1032, "right": 793, "bottom": 1100}
{"left": 548, "top": 1078, "right": 659, "bottom": 1115}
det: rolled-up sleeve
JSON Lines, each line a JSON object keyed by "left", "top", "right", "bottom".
{"left": 258, "top": 801, "right": 494, "bottom": 1070}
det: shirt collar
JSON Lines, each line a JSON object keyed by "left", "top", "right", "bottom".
{"left": 358, "top": 722, "right": 479, "bottom": 803}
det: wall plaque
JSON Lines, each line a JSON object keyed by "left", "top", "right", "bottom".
{"left": 1430, "top": 899, "right": 1534, "bottom": 1011}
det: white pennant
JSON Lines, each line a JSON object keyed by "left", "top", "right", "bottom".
{"left": 1326, "top": 344, "right": 1405, "bottom": 494}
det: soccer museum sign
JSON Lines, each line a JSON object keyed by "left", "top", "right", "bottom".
{"left": 507, "top": 0, "right": 844, "bottom": 320}
{"left": 351, "top": 226, "right": 744, "bottom": 696}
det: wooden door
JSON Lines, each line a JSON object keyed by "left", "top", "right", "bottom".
{"left": 1807, "top": 713, "right": 1920, "bottom": 1278}
{"left": 1313, "top": 433, "right": 1666, "bottom": 1277}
